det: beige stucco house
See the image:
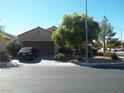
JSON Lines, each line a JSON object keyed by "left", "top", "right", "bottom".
{"left": 18, "top": 26, "right": 57, "bottom": 55}
{"left": 0, "top": 32, "right": 17, "bottom": 52}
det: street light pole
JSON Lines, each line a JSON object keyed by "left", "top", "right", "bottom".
{"left": 85, "top": 0, "right": 88, "bottom": 62}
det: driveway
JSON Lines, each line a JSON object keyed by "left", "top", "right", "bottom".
{"left": 11, "top": 59, "right": 77, "bottom": 67}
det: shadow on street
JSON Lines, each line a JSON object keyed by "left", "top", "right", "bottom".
{"left": 71, "top": 61, "right": 124, "bottom": 70}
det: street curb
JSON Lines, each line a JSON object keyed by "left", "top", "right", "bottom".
{"left": 70, "top": 60, "right": 124, "bottom": 66}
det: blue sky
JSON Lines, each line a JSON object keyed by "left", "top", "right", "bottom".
{"left": 0, "top": 0, "right": 123, "bottom": 40}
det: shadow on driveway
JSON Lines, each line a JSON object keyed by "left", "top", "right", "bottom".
{"left": 41, "top": 55, "right": 54, "bottom": 60}
{"left": 19, "top": 55, "right": 54, "bottom": 64}
{"left": 19, "top": 57, "right": 42, "bottom": 64}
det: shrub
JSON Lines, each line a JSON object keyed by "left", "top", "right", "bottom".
{"left": 76, "top": 46, "right": 93, "bottom": 58}
{"left": 104, "top": 52, "right": 112, "bottom": 57}
{"left": 97, "top": 52, "right": 104, "bottom": 56}
{"left": 58, "top": 48, "right": 74, "bottom": 55}
{"left": 0, "top": 51, "right": 10, "bottom": 62}
{"left": 54, "top": 53, "right": 66, "bottom": 61}
{"left": 75, "top": 55, "right": 82, "bottom": 61}
{"left": 7, "top": 40, "right": 21, "bottom": 57}
{"left": 54, "top": 53, "right": 73, "bottom": 62}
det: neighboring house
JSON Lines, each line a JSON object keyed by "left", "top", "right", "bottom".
{"left": 0, "top": 31, "right": 17, "bottom": 52}
{"left": 47, "top": 26, "right": 57, "bottom": 33}
{"left": 18, "top": 26, "right": 57, "bottom": 55}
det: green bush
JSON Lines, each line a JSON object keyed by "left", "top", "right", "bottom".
{"left": 7, "top": 41, "right": 21, "bottom": 57}
{"left": 0, "top": 51, "right": 10, "bottom": 62}
{"left": 104, "top": 52, "right": 112, "bottom": 57}
{"left": 55, "top": 53, "right": 66, "bottom": 61}
{"left": 76, "top": 46, "right": 93, "bottom": 58}
{"left": 54, "top": 53, "right": 73, "bottom": 62}
{"left": 75, "top": 55, "right": 82, "bottom": 61}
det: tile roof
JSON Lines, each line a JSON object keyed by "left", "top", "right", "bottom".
{"left": 46, "top": 26, "right": 57, "bottom": 32}
{"left": 18, "top": 26, "right": 49, "bottom": 37}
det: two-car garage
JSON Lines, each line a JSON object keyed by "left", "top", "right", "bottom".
{"left": 23, "top": 41, "right": 54, "bottom": 55}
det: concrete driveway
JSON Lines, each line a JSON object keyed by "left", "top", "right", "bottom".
{"left": 11, "top": 59, "right": 77, "bottom": 67}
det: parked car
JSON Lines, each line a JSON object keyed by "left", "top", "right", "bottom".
{"left": 17, "top": 47, "right": 39, "bottom": 61}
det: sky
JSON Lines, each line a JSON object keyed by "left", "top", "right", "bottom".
{"left": 0, "top": 0, "right": 124, "bottom": 40}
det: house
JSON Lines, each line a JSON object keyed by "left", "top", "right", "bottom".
{"left": 18, "top": 26, "right": 57, "bottom": 55}
{"left": 0, "top": 31, "right": 17, "bottom": 52}
{"left": 47, "top": 26, "right": 57, "bottom": 33}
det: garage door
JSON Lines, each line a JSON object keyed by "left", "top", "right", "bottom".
{"left": 23, "top": 41, "right": 54, "bottom": 55}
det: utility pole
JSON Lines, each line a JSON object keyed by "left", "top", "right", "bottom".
{"left": 85, "top": 0, "right": 88, "bottom": 62}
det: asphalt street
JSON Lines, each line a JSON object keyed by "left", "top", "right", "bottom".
{"left": 0, "top": 61, "right": 124, "bottom": 93}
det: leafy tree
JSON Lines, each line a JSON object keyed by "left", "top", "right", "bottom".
{"left": 0, "top": 25, "right": 4, "bottom": 41}
{"left": 7, "top": 40, "right": 22, "bottom": 57}
{"left": 52, "top": 13, "right": 99, "bottom": 53}
{"left": 99, "top": 16, "right": 116, "bottom": 53}
{"left": 92, "top": 41, "right": 103, "bottom": 49}
{"left": 107, "top": 38, "right": 121, "bottom": 49}
{"left": 0, "top": 25, "right": 4, "bottom": 54}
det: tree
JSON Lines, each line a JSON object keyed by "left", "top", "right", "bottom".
{"left": 107, "top": 38, "right": 121, "bottom": 49}
{"left": 99, "top": 16, "right": 116, "bottom": 53}
{"left": 52, "top": 13, "right": 99, "bottom": 53}
{"left": 92, "top": 40, "right": 103, "bottom": 49}
{"left": 0, "top": 25, "right": 4, "bottom": 41}
{"left": 7, "top": 40, "right": 22, "bottom": 57}
{"left": 0, "top": 25, "right": 4, "bottom": 54}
